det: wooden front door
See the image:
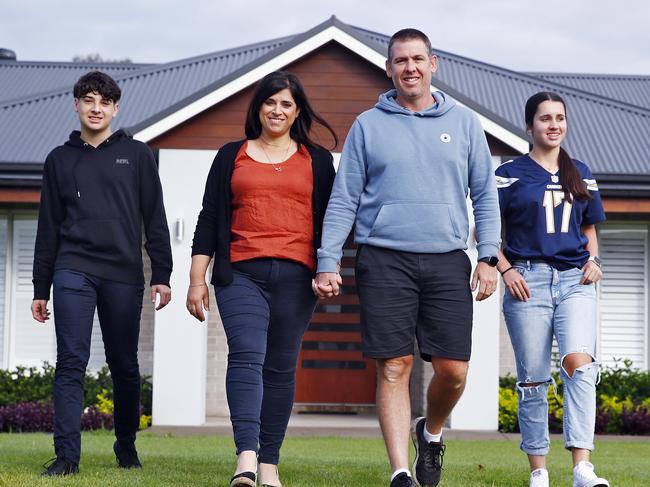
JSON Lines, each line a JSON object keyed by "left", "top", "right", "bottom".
{"left": 295, "top": 239, "right": 376, "bottom": 406}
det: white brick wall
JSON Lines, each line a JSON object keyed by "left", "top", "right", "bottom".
{"left": 138, "top": 251, "right": 155, "bottom": 377}
{"left": 205, "top": 284, "right": 229, "bottom": 417}
{"left": 498, "top": 294, "right": 517, "bottom": 377}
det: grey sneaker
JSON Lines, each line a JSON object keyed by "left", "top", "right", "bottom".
{"left": 390, "top": 472, "right": 417, "bottom": 487}
{"left": 411, "top": 417, "right": 445, "bottom": 487}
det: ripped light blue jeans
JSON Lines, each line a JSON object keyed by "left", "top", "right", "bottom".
{"left": 504, "top": 261, "right": 599, "bottom": 456}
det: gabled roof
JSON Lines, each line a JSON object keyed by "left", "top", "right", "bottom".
{"left": 1, "top": 16, "right": 649, "bottom": 189}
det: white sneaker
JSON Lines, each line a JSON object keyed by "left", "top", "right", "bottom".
{"left": 530, "top": 468, "right": 549, "bottom": 487}
{"left": 573, "top": 461, "right": 610, "bottom": 487}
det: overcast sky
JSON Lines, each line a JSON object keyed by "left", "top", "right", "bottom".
{"left": 2, "top": 0, "right": 648, "bottom": 75}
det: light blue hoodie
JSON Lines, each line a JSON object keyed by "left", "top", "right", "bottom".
{"left": 317, "top": 89, "right": 501, "bottom": 273}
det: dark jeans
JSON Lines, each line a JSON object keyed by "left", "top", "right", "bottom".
{"left": 215, "top": 258, "right": 317, "bottom": 465}
{"left": 52, "top": 269, "right": 144, "bottom": 464}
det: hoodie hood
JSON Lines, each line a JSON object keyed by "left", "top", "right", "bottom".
{"left": 65, "top": 128, "right": 130, "bottom": 148}
{"left": 375, "top": 89, "right": 455, "bottom": 117}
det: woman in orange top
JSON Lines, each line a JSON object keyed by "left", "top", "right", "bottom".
{"left": 186, "top": 71, "right": 337, "bottom": 487}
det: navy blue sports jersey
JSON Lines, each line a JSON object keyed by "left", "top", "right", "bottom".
{"left": 495, "top": 154, "right": 606, "bottom": 270}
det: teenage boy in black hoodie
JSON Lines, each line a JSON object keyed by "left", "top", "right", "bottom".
{"left": 31, "top": 71, "right": 173, "bottom": 476}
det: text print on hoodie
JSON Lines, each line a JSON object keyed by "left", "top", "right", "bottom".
{"left": 33, "top": 129, "right": 173, "bottom": 300}
{"left": 317, "top": 89, "right": 500, "bottom": 273}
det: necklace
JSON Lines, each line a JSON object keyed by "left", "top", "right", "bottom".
{"left": 259, "top": 137, "right": 292, "bottom": 172}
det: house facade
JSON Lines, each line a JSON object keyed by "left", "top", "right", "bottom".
{"left": 1, "top": 16, "right": 649, "bottom": 429}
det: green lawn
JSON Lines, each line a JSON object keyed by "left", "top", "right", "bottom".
{"left": 0, "top": 431, "right": 648, "bottom": 486}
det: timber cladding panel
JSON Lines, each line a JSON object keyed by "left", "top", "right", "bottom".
{"left": 148, "top": 40, "right": 515, "bottom": 156}
{"left": 149, "top": 42, "right": 394, "bottom": 152}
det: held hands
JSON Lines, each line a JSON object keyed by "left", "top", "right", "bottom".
{"left": 151, "top": 284, "right": 172, "bottom": 310}
{"left": 313, "top": 272, "right": 343, "bottom": 298}
{"left": 31, "top": 300, "right": 51, "bottom": 323}
{"left": 471, "top": 262, "right": 498, "bottom": 301}
{"left": 580, "top": 260, "right": 602, "bottom": 285}
{"left": 502, "top": 267, "right": 531, "bottom": 301}
{"left": 186, "top": 283, "right": 209, "bottom": 322}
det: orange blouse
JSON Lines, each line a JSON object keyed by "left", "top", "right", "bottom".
{"left": 230, "top": 142, "right": 315, "bottom": 271}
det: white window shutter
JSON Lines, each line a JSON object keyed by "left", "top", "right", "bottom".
{"left": 11, "top": 216, "right": 56, "bottom": 367}
{"left": 11, "top": 215, "right": 106, "bottom": 370}
{"left": 598, "top": 225, "right": 648, "bottom": 370}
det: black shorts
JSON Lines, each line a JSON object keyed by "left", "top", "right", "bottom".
{"left": 355, "top": 245, "right": 473, "bottom": 361}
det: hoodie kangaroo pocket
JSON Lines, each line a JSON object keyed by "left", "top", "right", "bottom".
{"left": 368, "top": 202, "right": 462, "bottom": 248}
{"left": 65, "top": 219, "right": 139, "bottom": 264}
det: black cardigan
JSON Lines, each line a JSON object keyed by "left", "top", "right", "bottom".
{"left": 191, "top": 139, "right": 335, "bottom": 286}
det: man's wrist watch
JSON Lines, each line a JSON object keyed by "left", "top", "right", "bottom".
{"left": 588, "top": 255, "right": 602, "bottom": 267}
{"left": 478, "top": 256, "right": 499, "bottom": 267}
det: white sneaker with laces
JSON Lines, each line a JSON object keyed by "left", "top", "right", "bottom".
{"left": 573, "top": 461, "right": 610, "bottom": 487}
{"left": 529, "top": 468, "right": 549, "bottom": 487}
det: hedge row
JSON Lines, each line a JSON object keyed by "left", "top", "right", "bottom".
{"left": 0, "top": 363, "right": 152, "bottom": 414}
{"left": 499, "top": 359, "right": 650, "bottom": 435}
{"left": 0, "top": 363, "right": 152, "bottom": 433}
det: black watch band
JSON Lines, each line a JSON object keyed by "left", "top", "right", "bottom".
{"left": 478, "top": 256, "right": 499, "bottom": 267}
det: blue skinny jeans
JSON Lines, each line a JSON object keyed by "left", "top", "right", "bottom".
{"left": 215, "top": 258, "right": 317, "bottom": 465}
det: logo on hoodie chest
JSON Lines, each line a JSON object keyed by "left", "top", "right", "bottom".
{"left": 115, "top": 158, "right": 130, "bottom": 165}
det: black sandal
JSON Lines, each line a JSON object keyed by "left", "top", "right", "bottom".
{"left": 230, "top": 471, "right": 256, "bottom": 487}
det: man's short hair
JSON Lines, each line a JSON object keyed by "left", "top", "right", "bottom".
{"left": 387, "top": 28, "right": 433, "bottom": 61}
{"left": 73, "top": 71, "right": 121, "bottom": 102}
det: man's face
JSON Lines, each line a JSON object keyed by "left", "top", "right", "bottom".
{"left": 74, "top": 92, "right": 118, "bottom": 135}
{"left": 386, "top": 38, "right": 437, "bottom": 106}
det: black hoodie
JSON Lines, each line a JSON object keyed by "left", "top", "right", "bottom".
{"left": 32, "top": 129, "right": 173, "bottom": 300}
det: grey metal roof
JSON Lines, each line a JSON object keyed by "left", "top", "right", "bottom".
{"left": 0, "top": 60, "right": 151, "bottom": 104}
{"left": 0, "top": 37, "right": 290, "bottom": 164}
{"left": 528, "top": 72, "right": 650, "bottom": 110}
{"left": 348, "top": 25, "right": 650, "bottom": 176}
{"left": 1, "top": 16, "right": 649, "bottom": 188}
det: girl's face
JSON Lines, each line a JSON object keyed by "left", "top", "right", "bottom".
{"left": 529, "top": 100, "right": 567, "bottom": 150}
{"left": 258, "top": 88, "right": 300, "bottom": 138}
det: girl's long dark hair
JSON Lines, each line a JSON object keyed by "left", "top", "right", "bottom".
{"left": 244, "top": 71, "right": 338, "bottom": 150}
{"left": 525, "top": 91, "right": 590, "bottom": 201}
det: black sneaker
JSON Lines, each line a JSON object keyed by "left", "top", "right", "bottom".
{"left": 41, "top": 457, "right": 79, "bottom": 476}
{"left": 390, "top": 472, "right": 417, "bottom": 487}
{"left": 411, "top": 417, "right": 446, "bottom": 487}
{"left": 113, "top": 440, "right": 142, "bottom": 469}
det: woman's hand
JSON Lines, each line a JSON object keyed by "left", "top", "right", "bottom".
{"left": 502, "top": 267, "right": 531, "bottom": 301}
{"left": 313, "top": 272, "right": 342, "bottom": 298}
{"left": 580, "top": 260, "right": 602, "bottom": 285}
{"left": 186, "top": 283, "right": 210, "bottom": 322}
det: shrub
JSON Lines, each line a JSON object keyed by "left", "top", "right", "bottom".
{"left": 95, "top": 390, "right": 151, "bottom": 431}
{"left": 0, "top": 401, "right": 54, "bottom": 432}
{"left": 500, "top": 359, "right": 650, "bottom": 435}
{"left": 598, "top": 359, "right": 650, "bottom": 401}
{"left": 621, "top": 403, "right": 650, "bottom": 435}
{"left": 0, "top": 363, "right": 152, "bottom": 415}
{"left": 80, "top": 405, "right": 114, "bottom": 431}
{"left": 0, "top": 364, "right": 56, "bottom": 407}
{"left": 498, "top": 387, "right": 519, "bottom": 433}
{"left": 0, "top": 401, "right": 114, "bottom": 433}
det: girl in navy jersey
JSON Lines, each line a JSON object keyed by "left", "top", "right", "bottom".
{"left": 495, "top": 92, "right": 609, "bottom": 487}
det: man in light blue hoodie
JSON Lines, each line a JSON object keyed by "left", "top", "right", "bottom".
{"left": 315, "top": 29, "right": 500, "bottom": 487}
